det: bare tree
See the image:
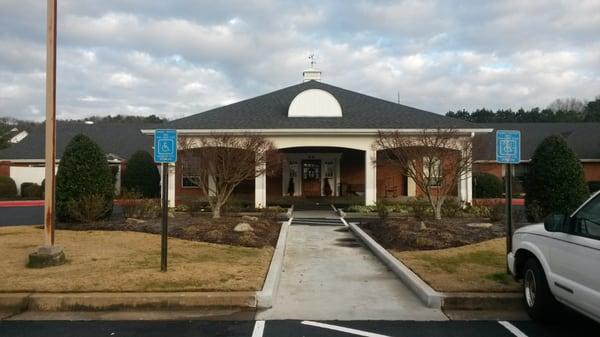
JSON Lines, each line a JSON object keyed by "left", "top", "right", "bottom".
{"left": 178, "top": 134, "right": 279, "bottom": 218}
{"left": 374, "top": 129, "right": 474, "bottom": 220}
{"left": 548, "top": 98, "right": 587, "bottom": 113}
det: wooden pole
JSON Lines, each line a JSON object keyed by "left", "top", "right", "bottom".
{"left": 44, "top": 0, "right": 57, "bottom": 247}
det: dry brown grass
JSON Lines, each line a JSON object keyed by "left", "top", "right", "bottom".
{"left": 0, "top": 226, "right": 273, "bottom": 292}
{"left": 393, "top": 238, "right": 520, "bottom": 293}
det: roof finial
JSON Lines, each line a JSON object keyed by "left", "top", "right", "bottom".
{"left": 308, "top": 53, "right": 316, "bottom": 68}
{"left": 303, "top": 53, "right": 321, "bottom": 82}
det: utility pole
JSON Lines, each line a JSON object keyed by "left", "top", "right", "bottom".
{"left": 28, "top": 0, "right": 65, "bottom": 268}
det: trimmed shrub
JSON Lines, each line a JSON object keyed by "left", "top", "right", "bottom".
{"left": 473, "top": 172, "right": 503, "bottom": 198}
{"left": 0, "top": 176, "right": 17, "bottom": 197}
{"left": 56, "top": 134, "right": 114, "bottom": 222}
{"left": 120, "top": 190, "right": 161, "bottom": 219}
{"left": 524, "top": 135, "right": 589, "bottom": 222}
{"left": 67, "top": 194, "right": 112, "bottom": 223}
{"left": 122, "top": 151, "right": 160, "bottom": 198}
{"left": 406, "top": 197, "right": 432, "bottom": 219}
{"left": 21, "top": 182, "right": 43, "bottom": 198}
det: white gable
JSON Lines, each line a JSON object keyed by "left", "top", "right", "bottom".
{"left": 288, "top": 89, "right": 342, "bottom": 118}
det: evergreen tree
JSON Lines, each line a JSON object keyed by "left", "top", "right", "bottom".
{"left": 524, "top": 135, "right": 589, "bottom": 221}
{"left": 56, "top": 134, "right": 114, "bottom": 222}
{"left": 122, "top": 150, "right": 160, "bottom": 197}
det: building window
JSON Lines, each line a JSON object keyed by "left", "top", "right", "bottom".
{"left": 423, "top": 156, "right": 442, "bottom": 187}
{"left": 182, "top": 176, "right": 201, "bottom": 188}
{"left": 302, "top": 161, "right": 321, "bottom": 180}
{"left": 181, "top": 157, "right": 201, "bottom": 188}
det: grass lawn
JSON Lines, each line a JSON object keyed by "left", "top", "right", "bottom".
{"left": 0, "top": 226, "right": 274, "bottom": 292}
{"left": 392, "top": 238, "right": 521, "bottom": 293}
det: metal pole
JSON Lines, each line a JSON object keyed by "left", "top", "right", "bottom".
{"left": 161, "top": 163, "right": 168, "bottom": 272}
{"left": 506, "top": 164, "right": 513, "bottom": 253}
{"left": 44, "top": 0, "right": 57, "bottom": 247}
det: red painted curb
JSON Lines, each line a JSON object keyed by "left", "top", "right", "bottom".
{"left": 0, "top": 200, "right": 45, "bottom": 207}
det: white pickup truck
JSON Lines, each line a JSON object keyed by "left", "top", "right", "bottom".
{"left": 507, "top": 191, "right": 600, "bottom": 322}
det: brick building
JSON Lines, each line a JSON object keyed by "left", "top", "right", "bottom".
{"left": 473, "top": 123, "right": 600, "bottom": 194}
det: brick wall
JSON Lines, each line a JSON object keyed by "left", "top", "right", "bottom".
{"left": 583, "top": 163, "right": 600, "bottom": 182}
{"left": 0, "top": 161, "right": 10, "bottom": 177}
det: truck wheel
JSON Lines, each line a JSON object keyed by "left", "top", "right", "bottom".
{"left": 523, "top": 257, "right": 557, "bottom": 320}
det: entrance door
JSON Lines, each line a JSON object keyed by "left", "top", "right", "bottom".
{"left": 302, "top": 160, "right": 321, "bottom": 197}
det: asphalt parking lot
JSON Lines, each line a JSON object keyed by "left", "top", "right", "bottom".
{"left": 0, "top": 318, "right": 598, "bottom": 337}
{"left": 0, "top": 206, "right": 44, "bottom": 226}
{"left": 0, "top": 205, "right": 123, "bottom": 226}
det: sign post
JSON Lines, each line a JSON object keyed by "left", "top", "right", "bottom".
{"left": 496, "top": 130, "right": 521, "bottom": 270}
{"left": 154, "top": 129, "right": 177, "bottom": 272}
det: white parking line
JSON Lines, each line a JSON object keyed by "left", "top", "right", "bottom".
{"left": 301, "top": 321, "right": 392, "bottom": 337}
{"left": 499, "top": 321, "right": 529, "bottom": 337}
{"left": 252, "top": 320, "right": 265, "bottom": 337}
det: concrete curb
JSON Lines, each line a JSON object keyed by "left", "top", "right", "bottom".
{"left": 346, "top": 221, "right": 444, "bottom": 308}
{"left": 0, "top": 292, "right": 256, "bottom": 312}
{"left": 0, "top": 293, "right": 29, "bottom": 312}
{"left": 255, "top": 215, "right": 293, "bottom": 308}
{"left": 442, "top": 292, "right": 523, "bottom": 310}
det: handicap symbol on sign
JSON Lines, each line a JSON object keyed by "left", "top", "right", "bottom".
{"left": 496, "top": 130, "right": 520, "bottom": 164}
{"left": 161, "top": 140, "right": 171, "bottom": 152}
{"left": 501, "top": 139, "right": 516, "bottom": 155}
{"left": 154, "top": 129, "right": 177, "bottom": 163}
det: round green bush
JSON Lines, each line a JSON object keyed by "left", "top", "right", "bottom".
{"left": 524, "top": 135, "right": 589, "bottom": 222}
{"left": 473, "top": 172, "right": 503, "bottom": 198}
{"left": 0, "top": 176, "right": 17, "bottom": 197}
{"left": 122, "top": 151, "right": 160, "bottom": 198}
{"left": 56, "top": 134, "right": 114, "bottom": 222}
{"left": 21, "top": 182, "right": 43, "bottom": 198}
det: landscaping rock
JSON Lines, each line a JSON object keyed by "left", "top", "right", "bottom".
{"left": 234, "top": 222, "right": 254, "bottom": 232}
{"left": 125, "top": 218, "right": 146, "bottom": 225}
{"left": 466, "top": 222, "right": 493, "bottom": 229}
{"left": 419, "top": 221, "right": 427, "bottom": 230}
{"left": 241, "top": 215, "right": 259, "bottom": 222}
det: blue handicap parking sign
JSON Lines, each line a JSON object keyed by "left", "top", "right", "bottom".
{"left": 496, "top": 130, "right": 521, "bottom": 164}
{"left": 154, "top": 129, "right": 177, "bottom": 163}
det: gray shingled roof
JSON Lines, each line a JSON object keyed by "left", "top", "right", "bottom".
{"left": 0, "top": 122, "right": 154, "bottom": 160}
{"left": 165, "top": 80, "right": 477, "bottom": 130}
{"left": 474, "top": 123, "right": 600, "bottom": 161}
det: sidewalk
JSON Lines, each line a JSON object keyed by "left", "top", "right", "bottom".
{"left": 256, "top": 212, "right": 446, "bottom": 320}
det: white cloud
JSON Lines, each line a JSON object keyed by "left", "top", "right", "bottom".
{"left": 0, "top": 1, "right": 598, "bottom": 120}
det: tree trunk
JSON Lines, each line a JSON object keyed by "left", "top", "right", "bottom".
{"left": 434, "top": 203, "right": 443, "bottom": 220}
{"left": 212, "top": 205, "right": 221, "bottom": 218}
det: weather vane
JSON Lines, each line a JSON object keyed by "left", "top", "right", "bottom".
{"left": 308, "top": 53, "right": 316, "bottom": 68}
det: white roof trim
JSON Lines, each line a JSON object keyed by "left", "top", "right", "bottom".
{"left": 141, "top": 128, "right": 493, "bottom": 136}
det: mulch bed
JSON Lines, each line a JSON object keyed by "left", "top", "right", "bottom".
{"left": 56, "top": 213, "right": 282, "bottom": 248}
{"left": 355, "top": 216, "right": 506, "bottom": 251}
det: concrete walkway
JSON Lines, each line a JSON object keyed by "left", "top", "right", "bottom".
{"left": 256, "top": 210, "right": 447, "bottom": 320}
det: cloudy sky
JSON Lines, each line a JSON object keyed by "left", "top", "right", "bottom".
{"left": 1, "top": 0, "right": 599, "bottom": 121}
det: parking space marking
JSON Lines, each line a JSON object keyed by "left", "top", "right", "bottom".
{"left": 301, "top": 321, "right": 392, "bottom": 337}
{"left": 252, "top": 320, "right": 265, "bottom": 337}
{"left": 499, "top": 321, "right": 528, "bottom": 337}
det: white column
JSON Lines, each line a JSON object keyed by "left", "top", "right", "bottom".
{"left": 407, "top": 176, "right": 417, "bottom": 197}
{"left": 365, "top": 148, "right": 377, "bottom": 206}
{"left": 168, "top": 163, "right": 176, "bottom": 207}
{"left": 255, "top": 154, "right": 267, "bottom": 209}
{"left": 458, "top": 149, "right": 473, "bottom": 204}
